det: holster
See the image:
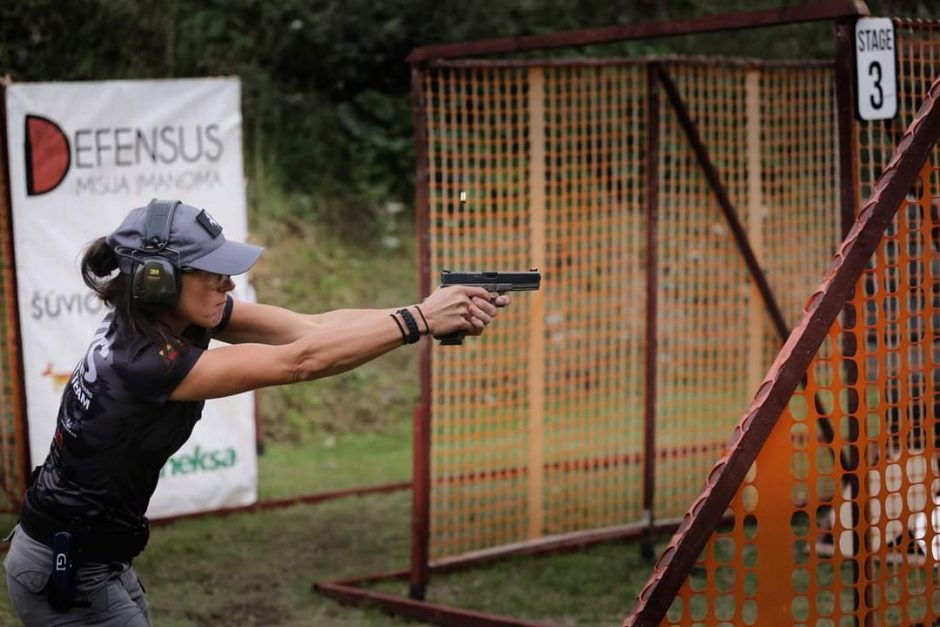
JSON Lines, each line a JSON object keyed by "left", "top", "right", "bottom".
{"left": 47, "top": 531, "right": 76, "bottom": 612}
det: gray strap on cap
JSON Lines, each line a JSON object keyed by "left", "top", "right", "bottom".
{"left": 142, "top": 199, "right": 180, "bottom": 251}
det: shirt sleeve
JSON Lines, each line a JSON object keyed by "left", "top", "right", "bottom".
{"left": 117, "top": 336, "right": 203, "bottom": 405}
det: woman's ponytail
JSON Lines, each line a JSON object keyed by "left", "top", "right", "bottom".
{"left": 80, "top": 237, "right": 123, "bottom": 305}
{"left": 79, "top": 230, "right": 169, "bottom": 344}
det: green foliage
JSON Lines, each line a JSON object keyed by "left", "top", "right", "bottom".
{"left": 6, "top": 0, "right": 929, "bottom": 231}
{"left": 1, "top": 0, "right": 938, "bottom": 442}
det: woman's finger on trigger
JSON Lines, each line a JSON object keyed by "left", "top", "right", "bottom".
{"left": 462, "top": 286, "right": 492, "bottom": 301}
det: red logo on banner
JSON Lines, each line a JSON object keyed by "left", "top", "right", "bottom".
{"left": 24, "top": 114, "right": 70, "bottom": 196}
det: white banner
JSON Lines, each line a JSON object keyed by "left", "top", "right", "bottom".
{"left": 5, "top": 78, "right": 257, "bottom": 518}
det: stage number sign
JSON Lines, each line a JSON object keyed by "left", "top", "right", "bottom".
{"left": 855, "top": 18, "right": 897, "bottom": 121}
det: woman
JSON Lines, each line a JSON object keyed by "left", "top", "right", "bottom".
{"left": 3, "top": 199, "right": 509, "bottom": 626}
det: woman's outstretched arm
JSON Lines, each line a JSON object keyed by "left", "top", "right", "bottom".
{"left": 170, "top": 285, "right": 509, "bottom": 401}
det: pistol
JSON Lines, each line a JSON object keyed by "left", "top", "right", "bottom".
{"left": 436, "top": 270, "right": 541, "bottom": 345}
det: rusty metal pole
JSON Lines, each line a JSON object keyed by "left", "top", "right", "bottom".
{"left": 833, "top": 13, "right": 862, "bottom": 610}
{"left": 641, "top": 63, "right": 660, "bottom": 562}
{"left": 407, "top": 1, "right": 868, "bottom": 63}
{"left": 409, "top": 63, "right": 433, "bottom": 601}
{"left": 835, "top": 20, "right": 859, "bottom": 238}
{"left": 0, "top": 83, "right": 31, "bottom": 508}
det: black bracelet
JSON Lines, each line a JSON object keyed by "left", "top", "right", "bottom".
{"left": 414, "top": 305, "right": 430, "bottom": 334}
{"left": 390, "top": 313, "right": 408, "bottom": 344}
{"left": 397, "top": 308, "right": 421, "bottom": 344}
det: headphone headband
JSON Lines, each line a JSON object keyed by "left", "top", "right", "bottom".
{"left": 141, "top": 199, "right": 180, "bottom": 252}
{"left": 128, "top": 199, "right": 182, "bottom": 313}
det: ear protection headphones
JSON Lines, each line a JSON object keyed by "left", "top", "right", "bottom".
{"left": 131, "top": 199, "right": 182, "bottom": 312}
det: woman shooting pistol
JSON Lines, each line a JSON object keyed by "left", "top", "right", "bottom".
{"left": 3, "top": 199, "right": 509, "bottom": 626}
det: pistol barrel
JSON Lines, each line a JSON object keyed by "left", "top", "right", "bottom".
{"left": 440, "top": 270, "right": 541, "bottom": 292}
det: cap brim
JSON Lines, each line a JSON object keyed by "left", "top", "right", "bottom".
{"left": 185, "top": 240, "right": 264, "bottom": 275}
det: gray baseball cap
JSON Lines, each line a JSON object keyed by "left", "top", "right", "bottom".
{"left": 107, "top": 201, "right": 263, "bottom": 275}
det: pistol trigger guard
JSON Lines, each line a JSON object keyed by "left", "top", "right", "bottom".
{"left": 436, "top": 331, "right": 466, "bottom": 346}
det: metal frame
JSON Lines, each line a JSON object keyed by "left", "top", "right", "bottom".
{"left": 316, "top": 518, "right": 684, "bottom": 626}
{"left": 833, "top": 16, "right": 863, "bottom": 572}
{"left": 151, "top": 481, "right": 411, "bottom": 526}
{"left": 315, "top": 2, "right": 874, "bottom": 625}
{"left": 410, "top": 61, "right": 434, "bottom": 601}
{"left": 407, "top": 0, "right": 868, "bottom": 63}
{"left": 0, "top": 481, "right": 413, "bottom": 558}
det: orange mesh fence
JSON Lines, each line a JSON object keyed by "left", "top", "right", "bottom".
{"left": 540, "top": 64, "right": 648, "bottom": 537}
{"left": 628, "top": 20, "right": 940, "bottom": 627}
{"left": 425, "top": 65, "right": 536, "bottom": 555}
{"left": 654, "top": 62, "right": 753, "bottom": 519}
{"left": 860, "top": 20, "right": 940, "bottom": 200}
{"left": 658, "top": 149, "right": 939, "bottom": 627}
{"left": 654, "top": 62, "right": 840, "bottom": 518}
{"left": 760, "top": 66, "right": 842, "bottom": 338}
{"left": 425, "top": 63, "right": 649, "bottom": 558}
{"left": 422, "top": 59, "right": 840, "bottom": 561}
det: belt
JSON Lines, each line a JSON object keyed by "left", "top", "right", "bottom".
{"left": 20, "top": 500, "right": 150, "bottom": 564}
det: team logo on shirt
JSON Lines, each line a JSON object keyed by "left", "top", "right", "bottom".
{"left": 158, "top": 341, "right": 183, "bottom": 368}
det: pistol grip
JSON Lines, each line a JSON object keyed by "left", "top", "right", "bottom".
{"left": 436, "top": 332, "right": 465, "bottom": 346}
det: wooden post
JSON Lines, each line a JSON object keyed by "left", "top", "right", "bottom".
{"left": 526, "top": 67, "right": 546, "bottom": 540}
{"left": 745, "top": 70, "right": 765, "bottom": 400}
{"left": 641, "top": 63, "right": 660, "bottom": 561}
{"left": 0, "top": 82, "right": 31, "bottom": 507}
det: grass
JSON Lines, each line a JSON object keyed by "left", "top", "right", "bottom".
{"left": 249, "top": 196, "right": 420, "bottom": 442}
{"left": 371, "top": 540, "right": 665, "bottom": 626}
{"left": 0, "top": 430, "right": 663, "bottom": 626}
{"left": 257, "top": 422, "right": 412, "bottom": 499}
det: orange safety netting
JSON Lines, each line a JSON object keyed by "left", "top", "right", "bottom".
{"left": 654, "top": 62, "right": 839, "bottom": 519}
{"left": 422, "top": 58, "right": 839, "bottom": 561}
{"left": 646, "top": 19, "right": 940, "bottom": 626}
{"left": 663, "top": 153, "right": 939, "bottom": 627}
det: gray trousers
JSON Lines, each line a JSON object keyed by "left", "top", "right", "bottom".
{"left": 3, "top": 525, "right": 151, "bottom": 626}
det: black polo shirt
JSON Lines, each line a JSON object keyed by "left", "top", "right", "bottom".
{"left": 26, "top": 296, "right": 234, "bottom": 535}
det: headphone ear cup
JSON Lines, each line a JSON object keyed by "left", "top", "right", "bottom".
{"left": 133, "top": 257, "right": 179, "bottom": 312}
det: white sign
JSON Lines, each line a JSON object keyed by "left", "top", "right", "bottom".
{"left": 856, "top": 17, "right": 897, "bottom": 121}
{"left": 4, "top": 79, "right": 257, "bottom": 518}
